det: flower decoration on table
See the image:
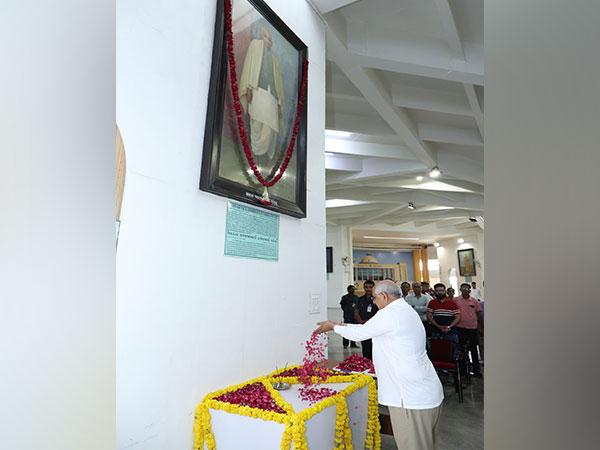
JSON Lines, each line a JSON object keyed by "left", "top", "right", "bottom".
{"left": 334, "top": 354, "right": 376, "bottom": 375}
{"left": 214, "top": 382, "right": 287, "bottom": 413}
{"left": 298, "top": 385, "right": 337, "bottom": 405}
{"left": 194, "top": 332, "right": 381, "bottom": 450}
{"left": 275, "top": 366, "right": 335, "bottom": 378}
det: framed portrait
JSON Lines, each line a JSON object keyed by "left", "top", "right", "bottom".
{"left": 457, "top": 248, "right": 476, "bottom": 277}
{"left": 200, "top": 0, "right": 308, "bottom": 218}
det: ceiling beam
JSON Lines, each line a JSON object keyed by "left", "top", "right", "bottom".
{"left": 310, "top": 0, "right": 360, "bottom": 14}
{"left": 325, "top": 154, "right": 363, "bottom": 172}
{"left": 418, "top": 123, "right": 483, "bottom": 146}
{"left": 432, "top": 0, "right": 485, "bottom": 140}
{"left": 327, "top": 18, "right": 438, "bottom": 166}
{"left": 326, "top": 112, "right": 394, "bottom": 135}
{"left": 352, "top": 204, "right": 408, "bottom": 226}
{"left": 437, "top": 151, "right": 484, "bottom": 185}
{"left": 368, "top": 176, "right": 484, "bottom": 194}
{"left": 433, "top": 0, "right": 465, "bottom": 59}
{"left": 326, "top": 136, "right": 416, "bottom": 160}
{"left": 463, "top": 83, "right": 484, "bottom": 138}
{"left": 391, "top": 84, "right": 473, "bottom": 117}
{"left": 326, "top": 189, "right": 484, "bottom": 210}
{"left": 341, "top": 159, "right": 428, "bottom": 182}
{"left": 348, "top": 51, "right": 483, "bottom": 86}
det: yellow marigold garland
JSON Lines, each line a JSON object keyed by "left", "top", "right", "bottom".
{"left": 280, "top": 423, "right": 292, "bottom": 450}
{"left": 365, "top": 379, "right": 381, "bottom": 450}
{"left": 193, "top": 368, "right": 380, "bottom": 450}
{"left": 334, "top": 397, "right": 353, "bottom": 450}
{"left": 194, "top": 403, "right": 216, "bottom": 450}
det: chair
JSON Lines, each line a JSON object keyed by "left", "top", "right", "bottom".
{"left": 428, "top": 338, "right": 464, "bottom": 403}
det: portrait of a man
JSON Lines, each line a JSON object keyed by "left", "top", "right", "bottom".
{"left": 200, "top": 0, "right": 308, "bottom": 218}
{"left": 239, "top": 26, "right": 285, "bottom": 159}
{"left": 458, "top": 248, "right": 476, "bottom": 277}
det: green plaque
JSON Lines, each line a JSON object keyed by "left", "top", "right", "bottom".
{"left": 224, "top": 201, "right": 279, "bottom": 261}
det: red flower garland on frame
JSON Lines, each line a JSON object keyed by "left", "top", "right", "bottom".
{"left": 223, "top": 0, "right": 309, "bottom": 205}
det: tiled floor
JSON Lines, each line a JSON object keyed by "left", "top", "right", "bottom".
{"left": 327, "top": 309, "right": 483, "bottom": 450}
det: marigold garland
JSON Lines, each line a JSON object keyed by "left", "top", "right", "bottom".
{"left": 334, "top": 397, "right": 353, "bottom": 450}
{"left": 193, "top": 367, "right": 380, "bottom": 450}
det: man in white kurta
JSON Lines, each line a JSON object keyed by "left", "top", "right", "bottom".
{"left": 239, "top": 27, "right": 285, "bottom": 159}
{"left": 316, "top": 280, "right": 444, "bottom": 450}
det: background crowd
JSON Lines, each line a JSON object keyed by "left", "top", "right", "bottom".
{"left": 340, "top": 280, "right": 484, "bottom": 377}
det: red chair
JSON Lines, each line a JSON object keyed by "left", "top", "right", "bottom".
{"left": 429, "top": 338, "right": 464, "bottom": 403}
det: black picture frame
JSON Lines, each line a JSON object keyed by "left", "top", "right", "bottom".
{"left": 457, "top": 248, "right": 477, "bottom": 277}
{"left": 200, "top": 0, "right": 308, "bottom": 218}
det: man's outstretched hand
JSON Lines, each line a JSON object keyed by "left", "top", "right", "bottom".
{"left": 314, "top": 320, "right": 339, "bottom": 334}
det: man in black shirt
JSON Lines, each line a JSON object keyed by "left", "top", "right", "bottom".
{"left": 340, "top": 285, "right": 359, "bottom": 348}
{"left": 354, "top": 280, "right": 378, "bottom": 359}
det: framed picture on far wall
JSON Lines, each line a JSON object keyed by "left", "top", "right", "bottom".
{"left": 457, "top": 248, "right": 476, "bottom": 277}
{"left": 200, "top": 0, "right": 308, "bottom": 218}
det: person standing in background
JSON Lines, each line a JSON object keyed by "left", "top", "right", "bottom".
{"left": 470, "top": 281, "right": 481, "bottom": 299}
{"left": 340, "top": 285, "right": 359, "bottom": 348}
{"left": 400, "top": 281, "right": 411, "bottom": 299}
{"left": 455, "top": 283, "right": 483, "bottom": 377}
{"left": 427, "top": 283, "right": 461, "bottom": 348}
{"left": 421, "top": 281, "right": 433, "bottom": 298}
{"left": 354, "top": 280, "right": 378, "bottom": 359}
{"left": 405, "top": 282, "right": 431, "bottom": 335}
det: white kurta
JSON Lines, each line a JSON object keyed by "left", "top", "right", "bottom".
{"left": 238, "top": 39, "right": 285, "bottom": 157}
{"left": 334, "top": 299, "right": 444, "bottom": 410}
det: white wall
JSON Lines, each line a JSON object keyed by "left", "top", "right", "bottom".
{"left": 326, "top": 224, "right": 353, "bottom": 309}
{"left": 435, "top": 231, "right": 484, "bottom": 295}
{"left": 116, "top": 1, "right": 326, "bottom": 449}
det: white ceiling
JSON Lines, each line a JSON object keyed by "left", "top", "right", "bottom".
{"left": 312, "top": 0, "right": 484, "bottom": 245}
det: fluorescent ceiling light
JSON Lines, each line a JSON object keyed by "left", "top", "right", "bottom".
{"left": 416, "top": 176, "right": 424, "bottom": 181}
{"left": 363, "top": 236, "right": 420, "bottom": 241}
{"left": 434, "top": 242, "right": 440, "bottom": 247}
{"left": 399, "top": 181, "right": 471, "bottom": 193}
{"left": 457, "top": 238, "right": 465, "bottom": 244}
{"left": 326, "top": 199, "right": 368, "bottom": 208}
{"left": 429, "top": 167, "right": 441, "bottom": 178}
{"left": 326, "top": 129, "right": 352, "bottom": 138}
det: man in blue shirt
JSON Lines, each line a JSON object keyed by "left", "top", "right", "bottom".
{"left": 405, "top": 281, "right": 432, "bottom": 336}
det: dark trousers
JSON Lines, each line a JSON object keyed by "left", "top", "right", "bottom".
{"left": 361, "top": 339, "right": 373, "bottom": 360}
{"left": 458, "top": 328, "right": 481, "bottom": 375}
{"left": 422, "top": 320, "right": 431, "bottom": 337}
{"left": 342, "top": 337, "right": 357, "bottom": 347}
